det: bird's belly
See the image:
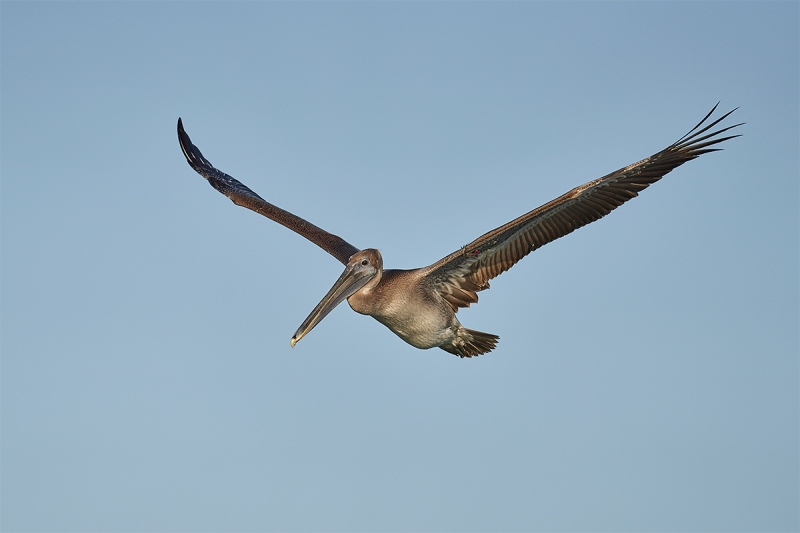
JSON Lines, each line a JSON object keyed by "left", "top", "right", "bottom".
{"left": 371, "top": 309, "right": 455, "bottom": 350}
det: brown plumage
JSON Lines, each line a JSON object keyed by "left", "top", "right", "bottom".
{"left": 178, "top": 104, "right": 741, "bottom": 357}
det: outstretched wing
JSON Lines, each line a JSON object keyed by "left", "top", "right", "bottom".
{"left": 178, "top": 119, "right": 360, "bottom": 266}
{"left": 423, "top": 104, "right": 742, "bottom": 312}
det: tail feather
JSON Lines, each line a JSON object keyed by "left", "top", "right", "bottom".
{"left": 441, "top": 328, "right": 499, "bottom": 358}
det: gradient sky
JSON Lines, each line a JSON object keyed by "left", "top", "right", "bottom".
{"left": 2, "top": 2, "right": 798, "bottom": 532}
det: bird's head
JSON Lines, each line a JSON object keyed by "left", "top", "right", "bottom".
{"left": 290, "top": 249, "right": 382, "bottom": 347}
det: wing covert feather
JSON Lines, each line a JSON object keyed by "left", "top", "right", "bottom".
{"left": 177, "top": 119, "right": 360, "bottom": 265}
{"left": 423, "top": 104, "right": 742, "bottom": 311}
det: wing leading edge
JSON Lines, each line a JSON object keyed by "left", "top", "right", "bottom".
{"left": 178, "top": 118, "right": 360, "bottom": 266}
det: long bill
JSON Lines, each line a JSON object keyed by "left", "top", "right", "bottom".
{"left": 290, "top": 263, "right": 373, "bottom": 348}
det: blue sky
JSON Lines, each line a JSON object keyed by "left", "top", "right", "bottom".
{"left": 2, "top": 2, "right": 798, "bottom": 531}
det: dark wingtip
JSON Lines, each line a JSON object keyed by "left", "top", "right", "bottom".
{"left": 177, "top": 117, "right": 198, "bottom": 167}
{"left": 178, "top": 118, "right": 189, "bottom": 142}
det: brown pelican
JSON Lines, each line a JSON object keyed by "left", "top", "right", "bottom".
{"left": 178, "top": 105, "right": 741, "bottom": 357}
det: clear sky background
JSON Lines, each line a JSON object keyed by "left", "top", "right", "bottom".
{"left": 2, "top": 2, "right": 798, "bottom": 532}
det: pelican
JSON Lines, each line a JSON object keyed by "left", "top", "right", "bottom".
{"left": 178, "top": 105, "right": 741, "bottom": 357}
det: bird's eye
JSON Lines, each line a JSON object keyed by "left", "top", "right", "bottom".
{"left": 361, "top": 259, "right": 369, "bottom": 266}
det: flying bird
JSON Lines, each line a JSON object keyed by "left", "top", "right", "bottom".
{"left": 178, "top": 105, "right": 741, "bottom": 357}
